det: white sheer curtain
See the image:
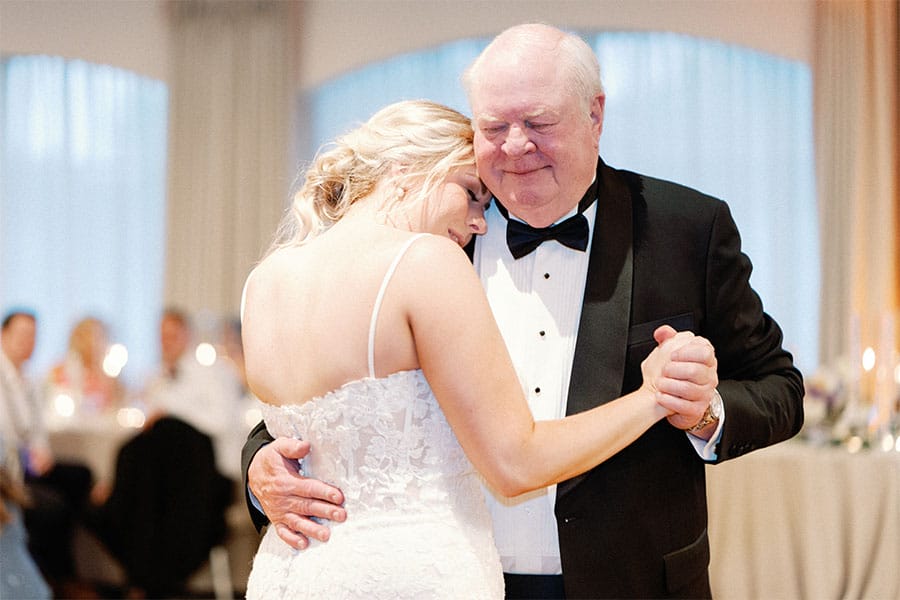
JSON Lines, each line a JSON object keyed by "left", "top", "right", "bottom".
{"left": 0, "top": 56, "right": 168, "bottom": 384}
{"left": 306, "top": 32, "right": 819, "bottom": 373}
{"left": 594, "top": 33, "right": 819, "bottom": 372}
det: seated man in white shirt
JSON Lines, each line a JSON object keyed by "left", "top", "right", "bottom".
{"left": 143, "top": 307, "right": 243, "bottom": 480}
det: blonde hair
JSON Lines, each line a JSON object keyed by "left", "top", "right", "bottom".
{"left": 68, "top": 317, "right": 107, "bottom": 366}
{"left": 267, "top": 100, "right": 475, "bottom": 254}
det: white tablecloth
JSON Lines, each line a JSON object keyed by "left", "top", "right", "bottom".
{"left": 46, "top": 411, "right": 134, "bottom": 483}
{"left": 707, "top": 441, "right": 900, "bottom": 599}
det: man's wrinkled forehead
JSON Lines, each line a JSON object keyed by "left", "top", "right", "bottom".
{"left": 469, "top": 59, "right": 563, "bottom": 114}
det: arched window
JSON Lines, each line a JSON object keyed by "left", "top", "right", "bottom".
{"left": 307, "top": 32, "right": 819, "bottom": 373}
{"left": 0, "top": 55, "right": 168, "bottom": 384}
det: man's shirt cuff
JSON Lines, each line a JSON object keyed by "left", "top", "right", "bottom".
{"left": 687, "top": 405, "right": 724, "bottom": 461}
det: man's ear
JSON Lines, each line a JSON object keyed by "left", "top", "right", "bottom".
{"left": 591, "top": 93, "right": 606, "bottom": 136}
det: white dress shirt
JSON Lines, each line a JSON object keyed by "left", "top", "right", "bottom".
{"left": 0, "top": 350, "right": 47, "bottom": 479}
{"left": 143, "top": 354, "right": 243, "bottom": 479}
{"left": 473, "top": 200, "right": 723, "bottom": 575}
{"left": 473, "top": 201, "right": 596, "bottom": 575}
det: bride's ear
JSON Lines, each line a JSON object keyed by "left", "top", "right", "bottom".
{"left": 388, "top": 162, "right": 408, "bottom": 186}
{"left": 387, "top": 163, "right": 416, "bottom": 202}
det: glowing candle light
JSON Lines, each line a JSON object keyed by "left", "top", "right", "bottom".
{"left": 862, "top": 347, "right": 876, "bottom": 372}
{"left": 196, "top": 342, "right": 217, "bottom": 366}
{"left": 103, "top": 343, "right": 128, "bottom": 377}
{"left": 54, "top": 393, "right": 75, "bottom": 417}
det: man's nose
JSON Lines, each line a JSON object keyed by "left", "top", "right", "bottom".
{"left": 502, "top": 125, "right": 534, "bottom": 157}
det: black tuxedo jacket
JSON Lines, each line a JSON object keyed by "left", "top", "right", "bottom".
{"left": 549, "top": 158, "right": 803, "bottom": 598}
{"left": 241, "top": 158, "right": 804, "bottom": 599}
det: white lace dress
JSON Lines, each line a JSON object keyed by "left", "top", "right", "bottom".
{"left": 245, "top": 235, "right": 504, "bottom": 600}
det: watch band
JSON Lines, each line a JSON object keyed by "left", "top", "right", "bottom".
{"left": 687, "top": 389, "right": 722, "bottom": 433}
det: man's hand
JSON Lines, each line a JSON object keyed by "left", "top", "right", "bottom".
{"left": 248, "top": 437, "right": 347, "bottom": 549}
{"left": 652, "top": 326, "right": 720, "bottom": 438}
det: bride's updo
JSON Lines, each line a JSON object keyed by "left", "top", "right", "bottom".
{"left": 268, "top": 100, "right": 475, "bottom": 252}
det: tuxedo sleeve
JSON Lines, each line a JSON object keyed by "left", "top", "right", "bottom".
{"left": 241, "top": 419, "right": 274, "bottom": 531}
{"left": 704, "top": 201, "right": 804, "bottom": 461}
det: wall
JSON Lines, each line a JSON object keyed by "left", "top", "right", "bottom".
{"left": 0, "top": 0, "right": 170, "bottom": 81}
{"left": 1, "top": 0, "right": 814, "bottom": 88}
{"left": 295, "top": 0, "right": 815, "bottom": 90}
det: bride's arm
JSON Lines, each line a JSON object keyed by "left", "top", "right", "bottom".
{"left": 403, "top": 236, "right": 715, "bottom": 496}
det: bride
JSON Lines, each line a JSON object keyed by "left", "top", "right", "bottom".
{"left": 240, "top": 100, "right": 704, "bottom": 599}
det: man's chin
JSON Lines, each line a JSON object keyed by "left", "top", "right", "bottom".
{"left": 501, "top": 194, "right": 561, "bottom": 226}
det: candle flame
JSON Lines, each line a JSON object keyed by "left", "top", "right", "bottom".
{"left": 861, "top": 347, "right": 876, "bottom": 372}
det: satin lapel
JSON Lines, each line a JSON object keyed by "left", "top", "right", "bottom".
{"left": 558, "top": 161, "right": 634, "bottom": 498}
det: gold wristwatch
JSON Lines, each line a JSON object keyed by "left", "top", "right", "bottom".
{"left": 687, "top": 389, "right": 722, "bottom": 433}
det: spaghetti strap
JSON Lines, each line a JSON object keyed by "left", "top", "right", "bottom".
{"left": 368, "top": 233, "right": 429, "bottom": 378}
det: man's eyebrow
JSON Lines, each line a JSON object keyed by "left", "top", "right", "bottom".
{"left": 475, "top": 108, "right": 554, "bottom": 124}
{"left": 523, "top": 107, "right": 554, "bottom": 120}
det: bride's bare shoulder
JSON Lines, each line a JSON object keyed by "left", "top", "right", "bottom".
{"left": 393, "top": 234, "right": 480, "bottom": 296}
{"left": 241, "top": 247, "right": 308, "bottom": 309}
{"left": 408, "top": 234, "right": 475, "bottom": 273}
{"left": 255, "top": 245, "right": 311, "bottom": 276}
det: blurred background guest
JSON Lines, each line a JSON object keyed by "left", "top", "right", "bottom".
{"left": 0, "top": 310, "right": 92, "bottom": 597}
{"left": 142, "top": 307, "right": 243, "bottom": 480}
{"left": 88, "top": 415, "right": 232, "bottom": 599}
{"left": 46, "top": 316, "right": 125, "bottom": 415}
{"left": 86, "top": 308, "right": 239, "bottom": 598}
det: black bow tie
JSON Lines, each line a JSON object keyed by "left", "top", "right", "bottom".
{"left": 505, "top": 214, "right": 589, "bottom": 259}
{"left": 496, "top": 179, "right": 597, "bottom": 259}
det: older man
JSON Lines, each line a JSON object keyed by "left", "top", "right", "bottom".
{"left": 241, "top": 24, "right": 803, "bottom": 599}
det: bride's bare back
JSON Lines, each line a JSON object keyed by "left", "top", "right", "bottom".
{"left": 242, "top": 219, "right": 427, "bottom": 407}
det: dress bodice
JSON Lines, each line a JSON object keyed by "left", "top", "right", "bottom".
{"left": 259, "top": 369, "right": 477, "bottom": 517}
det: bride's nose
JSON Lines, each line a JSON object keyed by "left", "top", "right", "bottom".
{"left": 468, "top": 210, "right": 487, "bottom": 234}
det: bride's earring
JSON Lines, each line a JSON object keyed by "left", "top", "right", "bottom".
{"left": 386, "top": 185, "right": 415, "bottom": 230}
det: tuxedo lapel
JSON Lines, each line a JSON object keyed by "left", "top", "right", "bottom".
{"left": 558, "top": 161, "right": 634, "bottom": 498}
{"left": 566, "top": 160, "right": 634, "bottom": 416}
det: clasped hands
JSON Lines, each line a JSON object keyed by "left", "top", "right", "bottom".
{"left": 648, "top": 325, "right": 719, "bottom": 433}
{"left": 248, "top": 325, "right": 718, "bottom": 550}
